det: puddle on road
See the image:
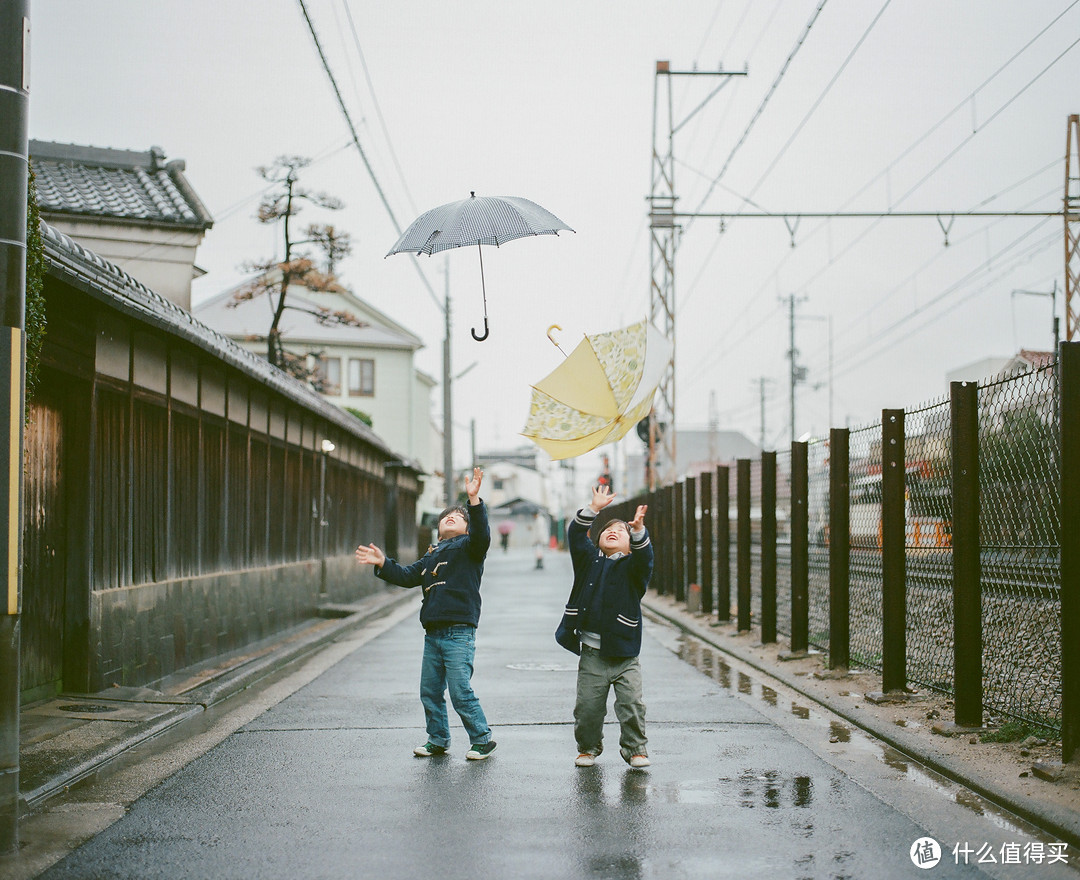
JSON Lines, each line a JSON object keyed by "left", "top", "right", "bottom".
{"left": 665, "top": 625, "right": 1049, "bottom": 840}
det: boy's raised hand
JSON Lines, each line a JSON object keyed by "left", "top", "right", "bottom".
{"left": 589, "top": 484, "right": 616, "bottom": 513}
{"left": 355, "top": 542, "right": 386, "bottom": 567}
{"left": 629, "top": 504, "right": 648, "bottom": 532}
{"left": 465, "top": 467, "right": 483, "bottom": 502}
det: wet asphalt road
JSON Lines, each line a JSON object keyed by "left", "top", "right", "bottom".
{"left": 38, "top": 550, "right": 1078, "bottom": 879}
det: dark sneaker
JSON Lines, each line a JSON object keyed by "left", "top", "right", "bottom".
{"left": 413, "top": 742, "right": 448, "bottom": 757}
{"left": 466, "top": 741, "right": 497, "bottom": 760}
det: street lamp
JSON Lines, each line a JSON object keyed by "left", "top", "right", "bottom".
{"left": 319, "top": 439, "right": 335, "bottom": 594}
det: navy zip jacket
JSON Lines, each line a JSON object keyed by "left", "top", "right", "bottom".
{"left": 555, "top": 507, "right": 654, "bottom": 658}
{"left": 374, "top": 500, "right": 490, "bottom": 630}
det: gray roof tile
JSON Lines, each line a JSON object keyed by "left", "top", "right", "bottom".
{"left": 30, "top": 140, "right": 213, "bottom": 229}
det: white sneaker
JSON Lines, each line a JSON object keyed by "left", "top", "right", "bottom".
{"left": 575, "top": 753, "right": 596, "bottom": 767}
{"left": 629, "top": 755, "right": 651, "bottom": 768}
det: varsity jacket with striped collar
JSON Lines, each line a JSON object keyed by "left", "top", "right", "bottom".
{"left": 555, "top": 507, "right": 654, "bottom": 658}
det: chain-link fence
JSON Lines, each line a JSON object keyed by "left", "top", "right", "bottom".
{"left": 979, "top": 362, "right": 1061, "bottom": 732}
{"left": 848, "top": 418, "right": 884, "bottom": 672}
{"left": 902, "top": 396, "right": 954, "bottom": 696}
{"left": 638, "top": 353, "right": 1070, "bottom": 737}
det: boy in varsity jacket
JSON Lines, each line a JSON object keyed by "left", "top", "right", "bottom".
{"left": 556, "top": 484, "right": 653, "bottom": 768}
{"left": 355, "top": 467, "right": 496, "bottom": 761}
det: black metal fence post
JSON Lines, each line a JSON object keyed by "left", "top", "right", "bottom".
{"left": 951, "top": 381, "right": 982, "bottom": 728}
{"left": 1061, "top": 341, "right": 1080, "bottom": 762}
{"left": 829, "top": 428, "right": 850, "bottom": 670}
{"left": 674, "top": 480, "right": 686, "bottom": 602}
{"left": 700, "top": 469, "right": 714, "bottom": 615}
{"left": 686, "top": 475, "right": 698, "bottom": 610}
{"left": 761, "top": 451, "right": 777, "bottom": 643}
{"left": 717, "top": 465, "right": 731, "bottom": 622}
{"left": 790, "top": 442, "right": 809, "bottom": 654}
{"left": 656, "top": 485, "right": 669, "bottom": 596}
{"left": 737, "top": 459, "right": 752, "bottom": 631}
{"left": 882, "top": 409, "right": 907, "bottom": 692}
{"left": 663, "top": 484, "right": 675, "bottom": 598}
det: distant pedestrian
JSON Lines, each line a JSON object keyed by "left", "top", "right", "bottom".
{"left": 355, "top": 467, "right": 496, "bottom": 761}
{"left": 498, "top": 520, "right": 513, "bottom": 552}
{"left": 555, "top": 485, "right": 653, "bottom": 768}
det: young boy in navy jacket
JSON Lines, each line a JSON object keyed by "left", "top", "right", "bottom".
{"left": 355, "top": 468, "right": 496, "bottom": 760}
{"left": 556, "top": 485, "right": 653, "bottom": 768}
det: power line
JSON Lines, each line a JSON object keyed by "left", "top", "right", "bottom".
{"left": 830, "top": 220, "right": 1058, "bottom": 374}
{"left": 340, "top": 0, "right": 418, "bottom": 217}
{"left": 743, "top": 0, "right": 893, "bottom": 205}
{"left": 833, "top": 0, "right": 1080, "bottom": 218}
{"left": 295, "top": 0, "right": 442, "bottom": 313}
{"left": 701, "top": 0, "right": 1080, "bottom": 302}
{"left": 687, "top": 0, "right": 830, "bottom": 231}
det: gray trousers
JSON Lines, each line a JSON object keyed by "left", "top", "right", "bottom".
{"left": 574, "top": 645, "right": 648, "bottom": 760}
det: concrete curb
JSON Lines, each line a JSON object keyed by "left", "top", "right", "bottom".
{"left": 182, "top": 589, "right": 416, "bottom": 708}
{"left": 20, "top": 588, "right": 416, "bottom": 812}
{"left": 20, "top": 704, "right": 203, "bottom": 810}
{"left": 642, "top": 594, "right": 1080, "bottom": 850}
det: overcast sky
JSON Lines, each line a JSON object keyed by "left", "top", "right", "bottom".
{"left": 28, "top": 0, "right": 1080, "bottom": 475}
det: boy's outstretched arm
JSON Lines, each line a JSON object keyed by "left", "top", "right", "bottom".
{"left": 627, "top": 504, "right": 654, "bottom": 594}
{"left": 465, "top": 467, "right": 491, "bottom": 559}
{"left": 590, "top": 484, "right": 617, "bottom": 514}
{"left": 356, "top": 541, "right": 426, "bottom": 588}
{"left": 355, "top": 543, "right": 386, "bottom": 567}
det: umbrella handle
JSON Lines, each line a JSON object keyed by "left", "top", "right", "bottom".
{"left": 471, "top": 242, "right": 490, "bottom": 341}
{"left": 471, "top": 317, "right": 490, "bottom": 342}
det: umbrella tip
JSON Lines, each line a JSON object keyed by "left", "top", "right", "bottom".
{"left": 470, "top": 191, "right": 475, "bottom": 198}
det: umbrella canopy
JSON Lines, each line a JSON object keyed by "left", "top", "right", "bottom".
{"left": 386, "top": 193, "right": 573, "bottom": 256}
{"left": 521, "top": 320, "right": 673, "bottom": 461}
{"left": 386, "top": 192, "right": 573, "bottom": 341}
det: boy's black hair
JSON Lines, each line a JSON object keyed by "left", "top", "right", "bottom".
{"left": 596, "top": 516, "right": 630, "bottom": 544}
{"left": 438, "top": 505, "right": 469, "bottom": 526}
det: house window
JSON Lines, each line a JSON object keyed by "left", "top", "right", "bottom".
{"left": 319, "top": 357, "right": 341, "bottom": 395}
{"left": 349, "top": 358, "right": 375, "bottom": 397}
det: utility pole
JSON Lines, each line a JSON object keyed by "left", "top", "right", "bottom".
{"left": 1065, "top": 114, "right": 1080, "bottom": 342}
{"left": 0, "top": 0, "right": 29, "bottom": 854}
{"left": 753, "top": 377, "right": 774, "bottom": 451}
{"left": 649, "top": 61, "right": 746, "bottom": 487}
{"left": 784, "top": 294, "right": 808, "bottom": 444}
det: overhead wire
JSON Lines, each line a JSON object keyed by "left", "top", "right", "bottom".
{"left": 686, "top": 0, "right": 830, "bottom": 234}
{"left": 823, "top": 175, "right": 1061, "bottom": 351}
{"left": 832, "top": 227, "right": 1060, "bottom": 377}
{"left": 829, "top": 218, "right": 1058, "bottom": 374}
{"left": 676, "top": 1, "right": 889, "bottom": 313}
{"left": 693, "top": 0, "right": 1079, "bottom": 326}
{"left": 295, "top": 0, "right": 443, "bottom": 313}
{"left": 340, "top": 0, "right": 419, "bottom": 217}
{"left": 742, "top": 0, "right": 892, "bottom": 205}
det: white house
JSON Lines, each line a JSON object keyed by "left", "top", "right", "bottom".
{"left": 194, "top": 281, "right": 441, "bottom": 512}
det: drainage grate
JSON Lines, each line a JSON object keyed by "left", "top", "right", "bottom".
{"left": 505, "top": 663, "right": 577, "bottom": 672}
{"left": 57, "top": 703, "right": 119, "bottom": 714}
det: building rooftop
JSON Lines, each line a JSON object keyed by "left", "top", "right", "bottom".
{"left": 30, "top": 140, "right": 214, "bottom": 229}
{"left": 193, "top": 282, "right": 424, "bottom": 351}
{"left": 40, "top": 220, "right": 417, "bottom": 463}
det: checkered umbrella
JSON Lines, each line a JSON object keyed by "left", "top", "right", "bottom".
{"left": 386, "top": 192, "right": 573, "bottom": 340}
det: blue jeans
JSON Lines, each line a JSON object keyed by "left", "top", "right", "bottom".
{"left": 420, "top": 625, "right": 491, "bottom": 747}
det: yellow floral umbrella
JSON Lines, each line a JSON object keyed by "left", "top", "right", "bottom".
{"left": 521, "top": 320, "right": 673, "bottom": 460}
